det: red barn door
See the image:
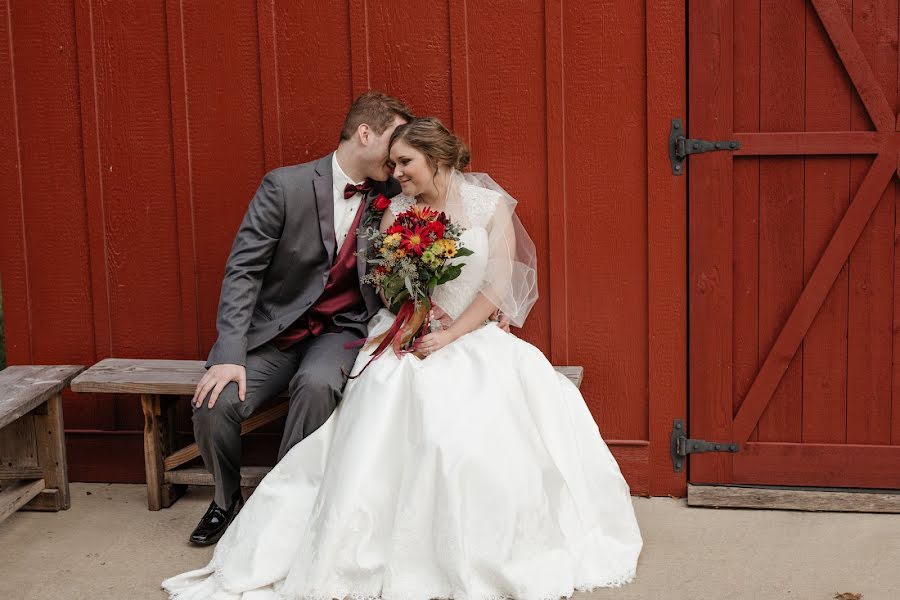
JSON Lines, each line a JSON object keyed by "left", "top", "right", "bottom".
{"left": 689, "top": 0, "right": 900, "bottom": 490}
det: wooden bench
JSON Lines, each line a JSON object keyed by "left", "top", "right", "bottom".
{"left": 71, "top": 358, "right": 584, "bottom": 511}
{"left": 0, "top": 365, "right": 84, "bottom": 523}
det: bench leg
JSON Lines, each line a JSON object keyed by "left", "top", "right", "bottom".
{"left": 140, "top": 394, "right": 185, "bottom": 510}
{"left": 159, "top": 395, "right": 186, "bottom": 507}
{"left": 24, "top": 393, "right": 70, "bottom": 511}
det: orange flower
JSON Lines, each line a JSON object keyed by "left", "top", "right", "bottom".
{"left": 411, "top": 205, "right": 440, "bottom": 221}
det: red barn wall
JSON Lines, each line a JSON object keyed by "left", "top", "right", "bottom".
{"left": 0, "top": 0, "right": 686, "bottom": 496}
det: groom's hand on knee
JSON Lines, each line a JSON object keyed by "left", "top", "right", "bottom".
{"left": 192, "top": 364, "right": 247, "bottom": 409}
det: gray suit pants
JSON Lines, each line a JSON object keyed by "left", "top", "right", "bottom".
{"left": 192, "top": 329, "right": 361, "bottom": 508}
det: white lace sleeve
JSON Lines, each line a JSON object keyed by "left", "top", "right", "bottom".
{"left": 389, "top": 194, "right": 416, "bottom": 217}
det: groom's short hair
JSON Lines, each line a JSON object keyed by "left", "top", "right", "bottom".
{"left": 340, "top": 91, "right": 414, "bottom": 141}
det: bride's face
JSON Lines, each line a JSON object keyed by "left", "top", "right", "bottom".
{"left": 390, "top": 140, "right": 434, "bottom": 196}
{"left": 363, "top": 116, "right": 407, "bottom": 181}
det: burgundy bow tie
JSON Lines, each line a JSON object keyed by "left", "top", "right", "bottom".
{"left": 343, "top": 180, "right": 373, "bottom": 199}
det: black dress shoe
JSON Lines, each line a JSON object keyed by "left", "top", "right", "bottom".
{"left": 189, "top": 492, "right": 243, "bottom": 546}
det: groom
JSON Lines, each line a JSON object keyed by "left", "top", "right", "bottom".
{"left": 188, "top": 91, "right": 414, "bottom": 545}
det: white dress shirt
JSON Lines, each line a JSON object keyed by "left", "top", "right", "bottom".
{"left": 331, "top": 153, "right": 365, "bottom": 250}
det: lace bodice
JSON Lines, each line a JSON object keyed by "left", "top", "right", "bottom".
{"left": 389, "top": 183, "right": 499, "bottom": 320}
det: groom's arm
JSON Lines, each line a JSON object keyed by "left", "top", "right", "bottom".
{"left": 207, "top": 172, "right": 285, "bottom": 368}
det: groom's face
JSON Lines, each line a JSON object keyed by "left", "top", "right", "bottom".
{"left": 365, "top": 116, "right": 407, "bottom": 181}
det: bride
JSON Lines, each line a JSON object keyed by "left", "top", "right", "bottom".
{"left": 163, "top": 117, "right": 642, "bottom": 600}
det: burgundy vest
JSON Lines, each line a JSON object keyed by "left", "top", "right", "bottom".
{"left": 273, "top": 199, "right": 367, "bottom": 351}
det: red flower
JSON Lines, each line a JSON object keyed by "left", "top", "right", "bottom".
{"left": 372, "top": 194, "right": 391, "bottom": 212}
{"left": 400, "top": 225, "right": 430, "bottom": 256}
{"left": 423, "top": 220, "right": 445, "bottom": 241}
{"left": 386, "top": 223, "right": 404, "bottom": 235}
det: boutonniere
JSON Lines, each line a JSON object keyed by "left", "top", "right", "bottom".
{"left": 355, "top": 194, "right": 392, "bottom": 265}
{"left": 365, "top": 193, "right": 392, "bottom": 229}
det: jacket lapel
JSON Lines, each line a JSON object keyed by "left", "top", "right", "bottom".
{"left": 313, "top": 154, "right": 336, "bottom": 264}
{"left": 356, "top": 190, "right": 376, "bottom": 280}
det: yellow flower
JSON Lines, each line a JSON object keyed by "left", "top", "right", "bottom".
{"left": 436, "top": 239, "right": 458, "bottom": 257}
{"left": 384, "top": 233, "right": 402, "bottom": 247}
{"left": 394, "top": 249, "right": 407, "bottom": 259}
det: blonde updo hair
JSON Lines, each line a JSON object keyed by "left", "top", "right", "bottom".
{"left": 388, "top": 117, "right": 470, "bottom": 172}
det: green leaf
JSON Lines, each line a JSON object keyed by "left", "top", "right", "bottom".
{"left": 389, "top": 290, "right": 409, "bottom": 313}
{"left": 436, "top": 264, "right": 463, "bottom": 285}
{"left": 454, "top": 247, "right": 474, "bottom": 257}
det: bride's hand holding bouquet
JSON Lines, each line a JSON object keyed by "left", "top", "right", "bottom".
{"left": 357, "top": 203, "right": 472, "bottom": 365}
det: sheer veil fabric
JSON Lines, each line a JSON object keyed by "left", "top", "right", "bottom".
{"left": 442, "top": 171, "right": 538, "bottom": 328}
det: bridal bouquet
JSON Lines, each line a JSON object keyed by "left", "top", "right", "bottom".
{"left": 351, "top": 204, "right": 472, "bottom": 371}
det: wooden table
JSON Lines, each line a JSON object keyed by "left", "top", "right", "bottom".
{"left": 0, "top": 365, "right": 84, "bottom": 523}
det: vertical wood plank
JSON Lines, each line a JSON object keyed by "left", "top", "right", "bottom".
{"left": 895, "top": 144, "right": 900, "bottom": 444}
{"left": 757, "top": 0, "right": 805, "bottom": 443}
{"left": 689, "top": 0, "right": 735, "bottom": 483}
{"left": 449, "top": 0, "right": 471, "bottom": 148}
{"left": 181, "top": 1, "right": 266, "bottom": 358}
{"left": 895, "top": 7, "right": 900, "bottom": 446}
{"left": 165, "top": 0, "right": 200, "bottom": 360}
{"left": 258, "top": 0, "right": 282, "bottom": 170}
{"left": 274, "top": 1, "right": 352, "bottom": 163}
{"left": 647, "top": 0, "right": 687, "bottom": 495}
{"left": 92, "top": 1, "right": 183, "bottom": 357}
{"left": 73, "top": 0, "right": 114, "bottom": 430}
{"left": 733, "top": 0, "right": 761, "bottom": 444}
{"left": 545, "top": 0, "right": 567, "bottom": 365}
{"left": 847, "top": 0, "right": 895, "bottom": 446}
{"left": 802, "top": 0, "right": 851, "bottom": 444}
{"left": 7, "top": 2, "right": 94, "bottom": 372}
{"left": 8, "top": 2, "right": 99, "bottom": 432}
{"left": 349, "top": 0, "right": 369, "bottom": 98}
{"left": 74, "top": 0, "right": 112, "bottom": 363}
{"left": 363, "top": 2, "right": 450, "bottom": 122}
{"left": 564, "top": 0, "right": 648, "bottom": 441}
{"left": 0, "top": 0, "right": 33, "bottom": 365}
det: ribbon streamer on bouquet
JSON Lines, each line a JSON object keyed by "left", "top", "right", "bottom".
{"left": 343, "top": 299, "right": 432, "bottom": 380}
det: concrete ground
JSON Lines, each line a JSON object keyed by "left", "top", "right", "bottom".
{"left": 0, "top": 483, "right": 898, "bottom": 600}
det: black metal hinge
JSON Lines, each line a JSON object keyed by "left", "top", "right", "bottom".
{"left": 669, "top": 118, "right": 741, "bottom": 175}
{"left": 671, "top": 419, "right": 740, "bottom": 472}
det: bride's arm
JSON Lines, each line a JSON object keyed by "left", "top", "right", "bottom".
{"left": 416, "top": 293, "right": 496, "bottom": 356}
{"left": 446, "top": 293, "right": 497, "bottom": 339}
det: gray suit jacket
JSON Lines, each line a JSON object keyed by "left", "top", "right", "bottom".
{"left": 205, "top": 153, "right": 399, "bottom": 368}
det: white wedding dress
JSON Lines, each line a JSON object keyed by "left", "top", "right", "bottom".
{"left": 163, "top": 181, "right": 643, "bottom": 600}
